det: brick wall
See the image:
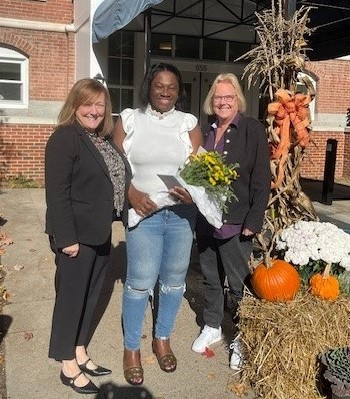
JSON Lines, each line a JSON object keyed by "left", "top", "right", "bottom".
{"left": 305, "top": 60, "right": 350, "bottom": 114}
{"left": 300, "top": 131, "right": 345, "bottom": 179}
{"left": 0, "top": 28, "right": 75, "bottom": 101}
{"left": 0, "top": 124, "right": 53, "bottom": 184}
{"left": 0, "top": 0, "right": 75, "bottom": 185}
{"left": 0, "top": 0, "right": 73, "bottom": 24}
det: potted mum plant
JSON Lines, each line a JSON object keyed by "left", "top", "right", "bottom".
{"left": 320, "top": 347, "right": 350, "bottom": 399}
{"left": 275, "top": 221, "right": 350, "bottom": 296}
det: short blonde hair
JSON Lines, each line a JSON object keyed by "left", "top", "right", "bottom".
{"left": 203, "top": 73, "right": 246, "bottom": 115}
{"left": 56, "top": 78, "right": 113, "bottom": 136}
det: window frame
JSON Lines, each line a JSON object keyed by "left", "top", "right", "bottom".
{"left": 0, "top": 47, "right": 29, "bottom": 109}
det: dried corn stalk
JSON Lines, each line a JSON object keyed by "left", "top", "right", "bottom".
{"left": 236, "top": 0, "right": 318, "bottom": 258}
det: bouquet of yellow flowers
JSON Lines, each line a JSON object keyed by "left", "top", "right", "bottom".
{"left": 180, "top": 151, "right": 239, "bottom": 212}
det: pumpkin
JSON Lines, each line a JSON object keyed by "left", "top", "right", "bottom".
{"left": 251, "top": 259, "right": 301, "bottom": 302}
{"left": 310, "top": 263, "right": 340, "bottom": 300}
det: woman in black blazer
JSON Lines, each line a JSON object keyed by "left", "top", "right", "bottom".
{"left": 45, "top": 78, "right": 130, "bottom": 394}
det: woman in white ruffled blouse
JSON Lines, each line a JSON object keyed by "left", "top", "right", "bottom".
{"left": 113, "top": 63, "right": 202, "bottom": 385}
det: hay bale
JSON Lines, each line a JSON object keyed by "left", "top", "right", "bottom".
{"left": 238, "top": 292, "right": 350, "bottom": 399}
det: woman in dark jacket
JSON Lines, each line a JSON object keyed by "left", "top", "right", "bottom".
{"left": 45, "top": 78, "right": 130, "bottom": 394}
{"left": 191, "top": 73, "right": 271, "bottom": 370}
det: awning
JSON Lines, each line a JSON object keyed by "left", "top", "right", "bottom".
{"left": 92, "top": 0, "right": 350, "bottom": 61}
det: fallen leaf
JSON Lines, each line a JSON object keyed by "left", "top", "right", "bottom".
{"left": 23, "top": 331, "right": 34, "bottom": 341}
{"left": 227, "top": 382, "right": 247, "bottom": 395}
{"left": 202, "top": 347, "right": 215, "bottom": 358}
{"left": 207, "top": 372, "right": 216, "bottom": 380}
{"left": 143, "top": 355, "right": 156, "bottom": 365}
{"left": 0, "top": 232, "right": 13, "bottom": 246}
{"left": 13, "top": 264, "right": 25, "bottom": 271}
{"left": 2, "top": 290, "right": 15, "bottom": 301}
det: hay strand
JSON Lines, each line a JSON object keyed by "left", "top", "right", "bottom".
{"left": 238, "top": 293, "right": 350, "bottom": 399}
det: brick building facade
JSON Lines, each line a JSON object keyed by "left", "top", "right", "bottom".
{"left": 301, "top": 60, "right": 350, "bottom": 180}
{"left": 0, "top": 0, "right": 349, "bottom": 186}
{"left": 0, "top": 0, "right": 75, "bottom": 185}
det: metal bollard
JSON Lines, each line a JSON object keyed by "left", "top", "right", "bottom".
{"left": 321, "top": 138, "right": 337, "bottom": 205}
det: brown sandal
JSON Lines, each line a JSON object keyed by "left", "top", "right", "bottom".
{"left": 123, "top": 348, "right": 143, "bottom": 385}
{"left": 152, "top": 338, "right": 177, "bottom": 373}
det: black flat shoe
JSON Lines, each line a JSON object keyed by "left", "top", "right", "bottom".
{"left": 78, "top": 358, "right": 112, "bottom": 377}
{"left": 60, "top": 370, "right": 99, "bottom": 394}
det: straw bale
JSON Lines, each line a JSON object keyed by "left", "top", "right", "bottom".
{"left": 238, "top": 292, "right": 350, "bottom": 399}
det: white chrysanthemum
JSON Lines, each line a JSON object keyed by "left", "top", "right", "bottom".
{"left": 276, "top": 221, "right": 350, "bottom": 270}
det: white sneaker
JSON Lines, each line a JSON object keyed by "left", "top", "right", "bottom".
{"left": 191, "top": 325, "right": 223, "bottom": 353}
{"left": 229, "top": 333, "right": 243, "bottom": 371}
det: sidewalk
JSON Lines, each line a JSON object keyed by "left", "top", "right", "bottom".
{"left": 0, "top": 189, "right": 247, "bottom": 399}
{"left": 1, "top": 188, "right": 350, "bottom": 399}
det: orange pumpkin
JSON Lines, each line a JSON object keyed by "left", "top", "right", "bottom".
{"left": 310, "top": 263, "right": 340, "bottom": 300}
{"left": 251, "top": 259, "right": 301, "bottom": 302}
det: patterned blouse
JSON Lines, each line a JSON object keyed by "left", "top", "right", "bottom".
{"left": 88, "top": 133, "right": 125, "bottom": 216}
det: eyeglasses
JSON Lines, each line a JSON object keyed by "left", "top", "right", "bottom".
{"left": 213, "top": 95, "right": 237, "bottom": 103}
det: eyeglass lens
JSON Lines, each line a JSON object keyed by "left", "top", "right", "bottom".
{"left": 213, "top": 95, "right": 236, "bottom": 102}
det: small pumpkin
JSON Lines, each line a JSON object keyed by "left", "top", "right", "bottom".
{"left": 310, "top": 263, "right": 340, "bottom": 300}
{"left": 251, "top": 258, "right": 301, "bottom": 302}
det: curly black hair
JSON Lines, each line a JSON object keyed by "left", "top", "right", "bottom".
{"left": 138, "top": 63, "right": 186, "bottom": 111}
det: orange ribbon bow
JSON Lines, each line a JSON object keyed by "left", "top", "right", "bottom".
{"left": 268, "top": 89, "right": 312, "bottom": 188}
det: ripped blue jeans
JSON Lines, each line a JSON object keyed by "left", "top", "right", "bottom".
{"left": 122, "top": 204, "right": 196, "bottom": 350}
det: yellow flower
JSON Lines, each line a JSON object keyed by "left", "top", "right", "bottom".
{"left": 180, "top": 150, "right": 239, "bottom": 211}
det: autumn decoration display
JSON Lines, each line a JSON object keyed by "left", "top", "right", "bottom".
{"left": 230, "top": 1, "right": 350, "bottom": 399}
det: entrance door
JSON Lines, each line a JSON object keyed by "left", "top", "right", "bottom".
{"left": 181, "top": 71, "right": 217, "bottom": 128}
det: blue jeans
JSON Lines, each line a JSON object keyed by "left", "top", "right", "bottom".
{"left": 123, "top": 204, "right": 197, "bottom": 350}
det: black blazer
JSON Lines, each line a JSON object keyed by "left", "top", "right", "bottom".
{"left": 202, "top": 115, "right": 271, "bottom": 233}
{"left": 45, "top": 122, "right": 131, "bottom": 249}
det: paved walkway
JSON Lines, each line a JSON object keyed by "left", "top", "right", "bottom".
{"left": 0, "top": 189, "right": 247, "bottom": 399}
{"left": 1, "top": 187, "right": 350, "bottom": 399}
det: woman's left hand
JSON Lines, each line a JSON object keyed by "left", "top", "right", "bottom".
{"left": 169, "top": 186, "right": 193, "bottom": 204}
{"left": 242, "top": 227, "right": 255, "bottom": 237}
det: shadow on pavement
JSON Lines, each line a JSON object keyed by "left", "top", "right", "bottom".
{"left": 0, "top": 314, "right": 11, "bottom": 344}
{"left": 301, "top": 178, "right": 350, "bottom": 203}
{"left": 95, "top": 382, "right": 155, "bottom": 398}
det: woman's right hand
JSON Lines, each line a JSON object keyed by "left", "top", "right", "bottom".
{"left": 129, "top": 184, "right": 158, "bottom": 217}
{"left": 62, "top": 243, "right": 79, "bottom": 257}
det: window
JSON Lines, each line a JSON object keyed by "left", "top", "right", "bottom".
{"left": 175, "top": 36, "right": 200, "bottom": 59}
{"left": 151, "top": 33, "right": 173, "bottom": 57}
{"left": 202, "top": 38, "right": 225, "bottom": 61}
{"left": 108, "top": 31, "right": 134, "bottom": 114}
{"left": 0, "top": 47, "right": 29, "bottom": 109}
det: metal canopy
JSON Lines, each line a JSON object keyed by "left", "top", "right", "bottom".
{"left": 123, "top": 0, "right": 350, "bottom": 61}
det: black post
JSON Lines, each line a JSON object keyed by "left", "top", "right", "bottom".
{"left": 321, "top": 139, "right": 338, "bottom": 205}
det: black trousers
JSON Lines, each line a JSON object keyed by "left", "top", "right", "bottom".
{"left": 48, "top": 236, "right": 111, "bottom": 360}
{"left": 196, "top": 233, "right": 252, "bottom": 329}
